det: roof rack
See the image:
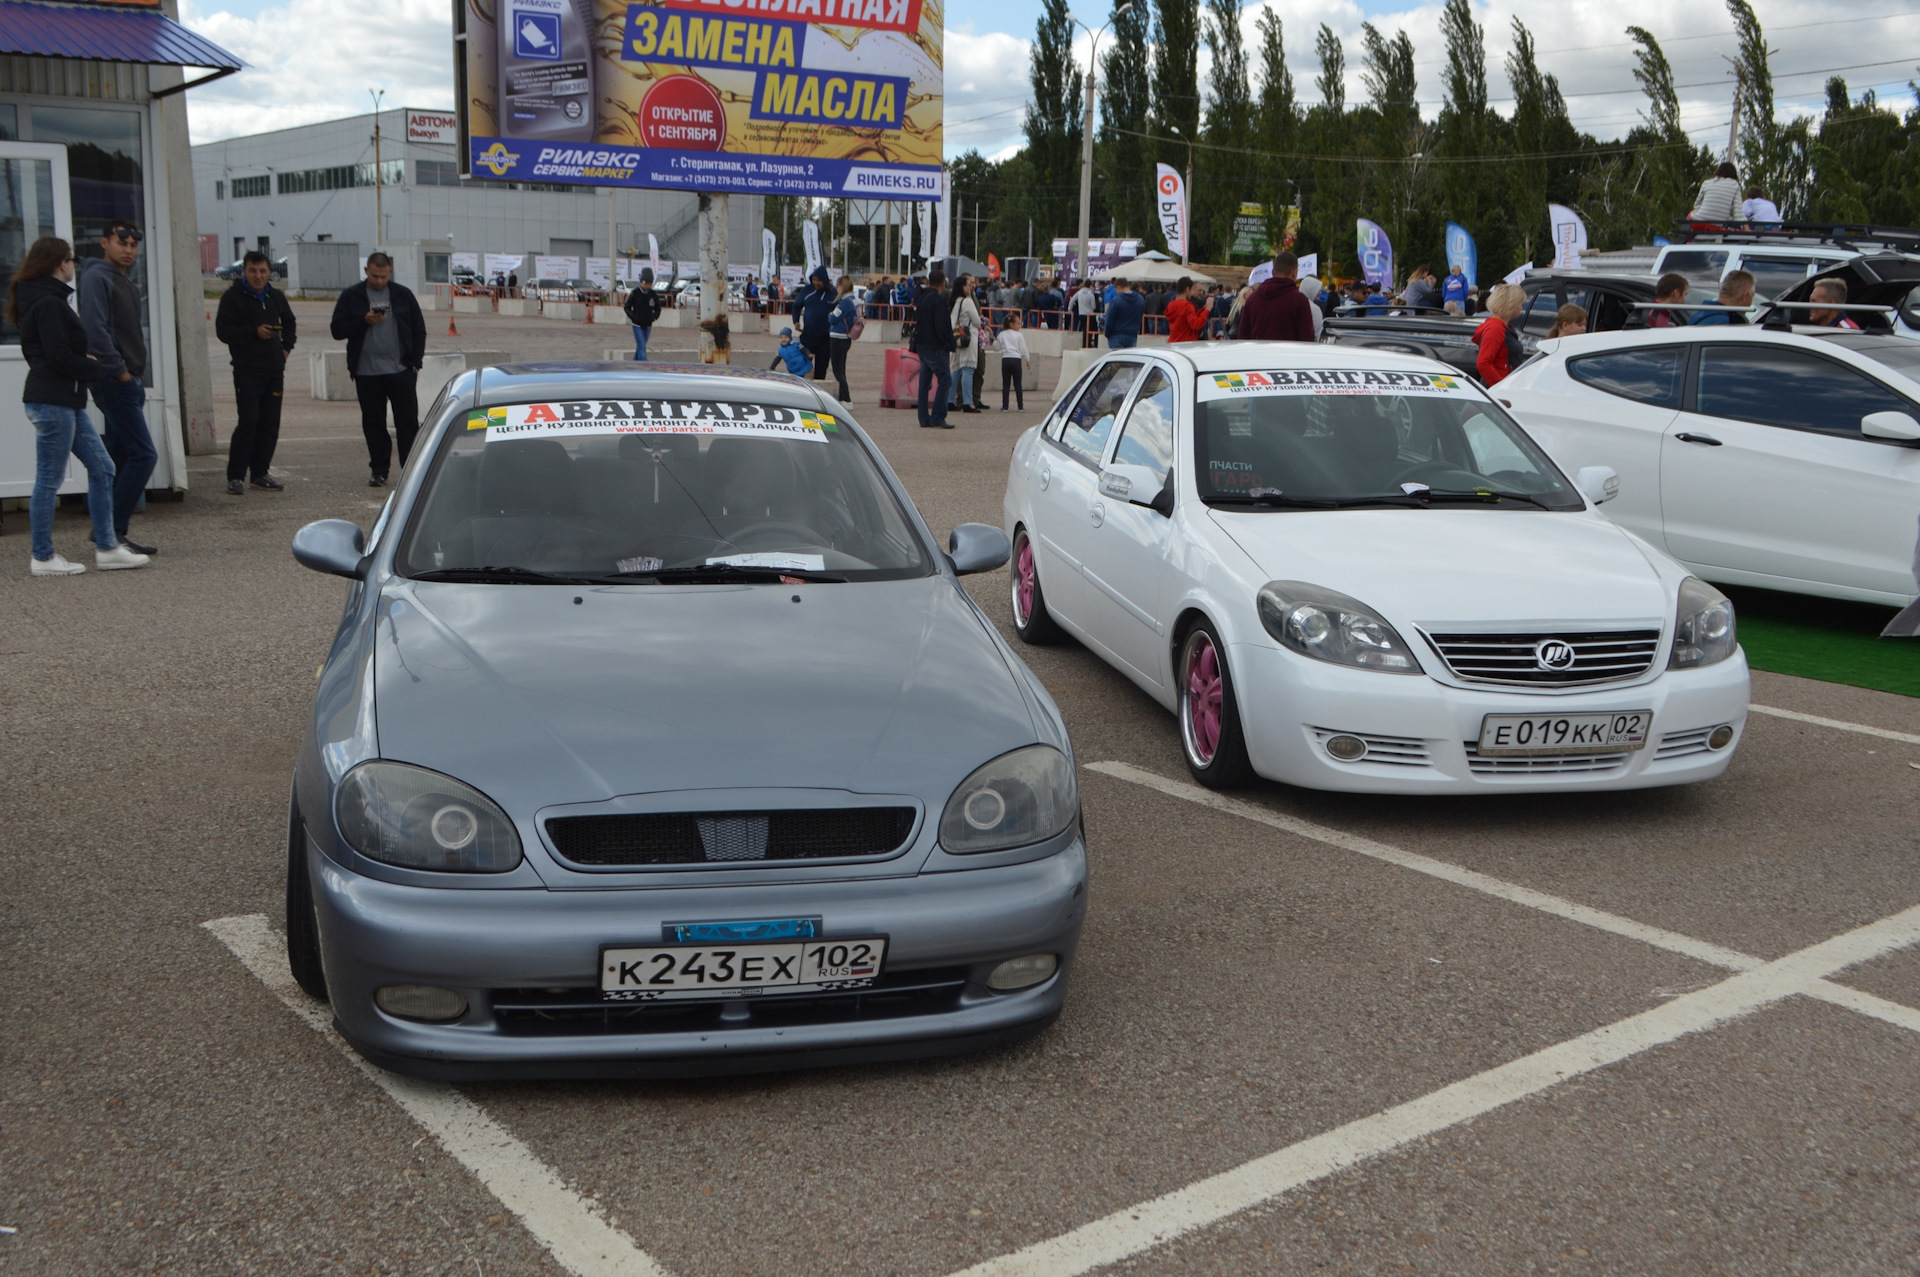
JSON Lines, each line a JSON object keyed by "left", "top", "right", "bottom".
{"left": 1669, "top": 221, "right": 1920, "bottom": 254}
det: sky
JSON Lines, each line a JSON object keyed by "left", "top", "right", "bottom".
{"left": 179, "top": 0, "right": 1920, "bottom": 161}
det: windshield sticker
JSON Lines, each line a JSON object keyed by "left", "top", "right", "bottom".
{"left": 1199, "top": 369, "right": 1471, "bottom": 401}
{"left": 707, "top": 552, "right": 827, "bottom": 571}
{"left": 616, "top": 555, "right": 664, "bottom": 574}
{"left": 480, "top": 401, "right": 836, "bottom": 442}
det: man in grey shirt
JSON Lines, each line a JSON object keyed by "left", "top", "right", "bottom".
{"left": 329, "top": 252, "right": 426, "bottom": 486}
{"left": 78, "top": 219, "right": 158, "bottom": 554}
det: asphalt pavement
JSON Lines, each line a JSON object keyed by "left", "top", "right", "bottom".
{"left": 3, "top": 304, "right": 1917, "bottom": 1275}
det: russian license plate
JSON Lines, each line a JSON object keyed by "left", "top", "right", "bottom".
{"left": 600, "top": 937, "right": 887, "bottom": 1001}
{"left": 1478, "top": 710, "right": 1651, "bottom": 756}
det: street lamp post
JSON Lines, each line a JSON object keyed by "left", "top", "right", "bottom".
{"left": 1068, "top": 5, "right": 1128, "bottom": 304}
{"left": 369, "top": 88, "right": 386, "bottom": 250}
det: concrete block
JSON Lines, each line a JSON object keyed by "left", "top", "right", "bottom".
{"left": 593, "top": 305, "right": 628, "bottom": 325}
{"left": 603, "top": 348, "right": 638, "bottom": 361}
{"left": 731, "top": 312, "right": 767, "bottom": 333}
{"left": 1137, "top": 333, "right": 1169, "bottom": 346}
{"left": 857, "top": 319, "right": 902, "bottom": 344}
{"left": 453, "top": 296, "right": 487, "bottom": 314}
{"left": 651, "top": 307, "right": 689, "bottom": 328}
{"left": 308, "top": 350, "right": 354, "bottom": 401}
{"left": 452, "top": 350, "right": 512, "bottom": 372}
{"left": 497, "top": 297, "right": 540, "bottom": 317}
{"left": 544, "top": 302, "right": 589, "bottom": 321}
{"left": 415, "top": 352, "right": 468, "bottom": 408}
{"left": 418, "top": 292, "right": 442, "bottom": 311}
{"left": 1022, "top": 328, "right": 1068, "bottom": 358}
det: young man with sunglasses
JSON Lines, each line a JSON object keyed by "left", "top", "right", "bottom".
{"left": 78, "top": 220, "right": 158, "bottom": 553}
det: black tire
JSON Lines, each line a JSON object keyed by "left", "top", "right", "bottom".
{"left": 1010, "top": 525, "right": 1064, "bottom": 645}
{"left": 286, "top": 788, "right": 329, "bottom": 1002}
{"left": 1176, "top": 619, "right": 1256, "bottom": 789}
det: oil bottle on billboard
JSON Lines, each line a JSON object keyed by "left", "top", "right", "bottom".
{"left": 498, "top": 0, "right": 595, "bottom": 142}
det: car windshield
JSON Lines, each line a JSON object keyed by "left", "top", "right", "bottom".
{"left": 397, "top": 398, "right": 933, "bottom": 582}
{"left": 1194, "top": 367, "right": 1581, "bottom": 510}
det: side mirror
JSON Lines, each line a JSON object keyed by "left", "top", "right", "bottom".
{"left": 293, "top": 518, "right": 367, "bottom": 578}
{"left": 1863, "top": 411, "right": 1920, "bottom": 442}
{"left": 1099, "top": 463, "right": 1174, "bottom": 516}
{"left": 1574, "top": 465, "right": 1620, "bottom": 506}
{"left": 947, "top": 523, "right": 1011, "bottom": 575}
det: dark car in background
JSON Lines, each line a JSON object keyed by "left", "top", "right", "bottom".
{"left": 213, "top": 257, "right": 288, "bottom": 281}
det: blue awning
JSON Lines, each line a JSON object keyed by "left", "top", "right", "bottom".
{"left": 0, "top": 1, "right": 243, "bottom": 93}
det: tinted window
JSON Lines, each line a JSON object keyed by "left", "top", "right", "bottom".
{"left": 1058, "top": 362, "right": 1140, "bottom": 465}
{"left": 1696, "top": 346, "right": 1911, "bottom": 436}
{"left": 1516, "top": 289, "right": 1560, "bottom": 337}
{"left": 1568, "top": 348, "right": 1686, "bottom": 408}
{"left": 1661, "top": 250, "right": 1729, "bottom": 287}
{"left": 1739, "top": 255, "right": 1819, "bottom": 300}
{"left": 1111, "top": 367, "right": 1175, "bottom": 474}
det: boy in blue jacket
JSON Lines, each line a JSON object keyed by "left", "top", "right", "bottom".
{"left": 770, "top": 327, "right": 812, "bottom": 376}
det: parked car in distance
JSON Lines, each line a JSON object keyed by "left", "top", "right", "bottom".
{"left": 1653, "top": 223, "right": 1920, "bottom": 312}
{"left": 522, "top": 278, "right": 605, "bottom": 303}
{"left": 213, "top": 257, "right": 287, "bottom": 281}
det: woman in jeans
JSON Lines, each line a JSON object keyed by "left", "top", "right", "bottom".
{"left": 948, "top": 277, "right": 982, "bottom": 415}
{"left": 826, "top": 275, "right": 858, "bottom": 403}
{"left": 13, "top": 236, "right": 147, "bottom": 575}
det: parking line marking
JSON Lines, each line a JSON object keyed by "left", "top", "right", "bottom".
{"left": 203, "top": 915, "right": 668, "bottom": 1277}
{"left": 1749, "top": 704, "right": 1920, "bottom": 746}
{"left": 950, "top": 902, "right": 1920, "bottom": 1277}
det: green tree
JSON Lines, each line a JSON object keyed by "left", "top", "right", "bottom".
{"left": 1023, "top": 0, "right": 1083, "bottom": 245}
{"left": 1099, "top": 0, "right": 1153, "bottom": 240}
{"left": 1359, "top": 23, "right": 1426, "bottom": 282}
{"left": 1253, "top": 11, "right": 1299, "bottom": 256}
{"left": 1505, "top": 18, "right": 1550, "bottom": 264}
{"left": 1198, "top": 0, "right": 1252, "bottom": 260}
{"left": 1727, "top": 0, "right": 1782, "bottom": 203}
{"left": 1304, "top": 23, "right": 1357, "bottom": 272}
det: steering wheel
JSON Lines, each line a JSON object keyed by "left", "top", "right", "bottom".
{"left": 1390, "top": 460, "right": 1485, "bottom": 487}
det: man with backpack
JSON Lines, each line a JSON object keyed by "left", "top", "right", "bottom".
{"left": 622, "top": 267, "right": 665, "bottom": 360}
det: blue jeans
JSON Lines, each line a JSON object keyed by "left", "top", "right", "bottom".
{"left": 92, "top": 375, "right": 157, "bottom": 538}
{"left": 949, "top": 360, "right": 975, "bottom": 406}
{"left": 916, "top": 349, "right": 952, "bottom": 425}
{"left": 27, "top": 402, "right": 117, "bottom": 561}
{"left": 631, "top": 325, "right": 650, "bottom": 360}
{"left": 1108, "top": 333, "right": 1138, "bottom": 349}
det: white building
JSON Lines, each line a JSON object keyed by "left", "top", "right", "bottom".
{"left": 191, "top": 107, "right": 763, "bottom": 288}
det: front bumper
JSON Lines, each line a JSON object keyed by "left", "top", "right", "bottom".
{"left": 310, "top": 837, "right": 1087, "bottom": 1079}
{"left": 1231, "top": 643, "right": 1751, "bottom": 793}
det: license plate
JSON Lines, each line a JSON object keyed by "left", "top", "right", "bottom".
{"left": 1478, "top": 710, "right": 1651, "bottom": 756}
{"left": 600, "top": 937, "right": 887, "bottom": 1001}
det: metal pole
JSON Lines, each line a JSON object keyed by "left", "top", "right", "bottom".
{"left": 1075, "top": 63, "right": 1096, "bottom": 296}
{"left": 608, "top": 186, "right": 616, "bottom": 292}
{"left": 699, "top": 193, "right": 728, "bottom": 363}
{"left": 369, "top": 89, "right": 385, "bottom": 249}
{"left": 1726, "top": 69, "right": 1743, "bottom": 164}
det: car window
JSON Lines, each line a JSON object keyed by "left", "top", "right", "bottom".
{"left": 1563, "top": 286, "right": 1634, "bottom": 333}
{"left": 1057, "top": 362, "right": 1141, "bottom": 465}
{"left": 1567, "top": 348, "right": 1687, "bottom": 409}
{"left": 1660, "top": 250, "right": 1729, "bottom": 287}
{"left": 1695, "top": 345, "right": 1912, "bottom": 437}
{"left": 1738, "top": 255, "right": 1819, "bottom": 301}
{"left": 1516, "top": 289, "right": 1560, "bottom": 337}
{"left": 1110, "top": 367, "right": 1176, "bottom": 474}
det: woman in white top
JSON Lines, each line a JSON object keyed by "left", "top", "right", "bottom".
{"left": 994, "top": 310, "right": 1029, "bottom": 411}
{"left": 1742, "top": 185, "right": 1781, "bottom": 227}
{"left": 1690, "top": 162, "right": 1743, "bottom": 223}
{"left": 949, "top": 277, "right": 983, "bottom": 414}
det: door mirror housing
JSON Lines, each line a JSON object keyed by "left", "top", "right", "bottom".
{"left": 1100, "top": 463, "right": 1174, "bottom": 516}
{"left": 292, "top": 518, "right": 367, "bottom": 578}
{"left": 1862, "top": 410, "right": 1920, "bottom": 442}
{"left": 1574, "top": 465, "right": 1620, "bottom": 506}
{"left": 947, "top": 523, "right": 1011, "bottom": 575}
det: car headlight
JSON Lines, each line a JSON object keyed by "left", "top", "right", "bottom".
{"left": 1669, "top": 577, "right": 1737, "bottom": 669}
{"left": 939, "top": 745, "right": 1078, "bottom": 854}
{"left": 1256, "top": 580, "right": 1422, "bottom": 674}
{"left": 335, "top": 761, "right": 523, "bottom": 872}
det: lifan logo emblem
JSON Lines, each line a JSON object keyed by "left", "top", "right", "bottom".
{"left": 1534, "top": 639, "right": 1577, "bottom": 672}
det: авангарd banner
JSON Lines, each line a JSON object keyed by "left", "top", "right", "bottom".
{"left": 463, "top": 0, "right": 943, "bottom": 199}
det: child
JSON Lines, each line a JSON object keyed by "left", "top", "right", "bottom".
{"left": 996, "top": 311, "right": 1028, "bottom": 411}
{"left": 770, "top": 326, "right": 811, "bottom": 376}
{"left": 1544, "top": 303, "right": 1587, "bottom": 339}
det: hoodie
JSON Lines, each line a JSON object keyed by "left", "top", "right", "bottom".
{"left": 77, "top": 256, "right": 146, "bottom": 380}
{"left": 215, "top": 278, "right": 297, "bottom": 376}
{"left": 1237, "top": 276, "right": 1316, "bottom": 342}
{"left": 16, "top": 275, "right": 96, "bottom": 408}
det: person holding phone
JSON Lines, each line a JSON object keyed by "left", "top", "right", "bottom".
{"left": 330, "top": 252, "right": 426, "bottom": 487}
{"left": 214, "top": 250, "right": 297, "bottom": 495}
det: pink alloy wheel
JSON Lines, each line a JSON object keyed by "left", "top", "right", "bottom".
{"left": 1015, "top": 537, "right": 1036, "bottom": 624}
{"left": 1185, "top": 634, "right": 1222, "bottom": 763}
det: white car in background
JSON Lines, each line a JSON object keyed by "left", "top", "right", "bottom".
{"left": 1001, "top": 344, "right": 1749, "bottom": 795}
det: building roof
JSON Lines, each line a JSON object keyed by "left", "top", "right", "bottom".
{"left": 0, "top": 0, "right": 242, "bottom": 69}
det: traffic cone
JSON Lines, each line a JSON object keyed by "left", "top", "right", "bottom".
{"left": 447, "top": 313, "right": 459, "bottom": 336}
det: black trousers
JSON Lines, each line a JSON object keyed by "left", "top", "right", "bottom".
{"left": 356, "top": 369, "right": 420, "bottom": 478}
{"left": 1001, "top": 357, "right": 1024, "bottom": 410}
{"left": 803, "top": 335, "right": 831, "bottom": 384}
{"left": 828, "top": 338, "right": 850, "bottom": 400}
{"left": 227, "top": 371, "right": 284, "bottom": 481}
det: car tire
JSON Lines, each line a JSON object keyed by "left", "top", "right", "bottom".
{"left": 1010, "top": 526, "right": 1064, "bottom": 645}
{"left": 1177, "top": 619, "right": 1255, "bottom": 789}
{"left": 286, "top": 788, "right": 329, "bottom": 1002}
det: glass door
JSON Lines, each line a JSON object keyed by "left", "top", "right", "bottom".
{"left": 0, "top": 141, "right": 73, "bottom": 498}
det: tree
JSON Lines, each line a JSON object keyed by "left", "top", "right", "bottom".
{"left": 1726, "top": 0, "right": 1779, "bottom": 199}
{"left": 1304, "top": 24, "right": 1356, "bottom": 270}
{"left": 1629, "top": 26, "right": 1696, "bottom": 229}
{"left": 1435, "top": 0, "right": 1496, "bottom": 284}
{"left": 1023, "top": 0, "right": 1083, "bottom": 244}
{"left": 1099, "top": 0, "right": 1153, "bottom": 240}
{"left": 1360, "top": 23, "right": 1426, "bottom": 280}
{"left": 1253, "top": 11, "right": 1299, "bottom": 255}
{"left": 1149, "top": 0, "right": 1201, "bottom": 253}
{"left": 1198, "top": 0, "right": 1252, "bottom": 260}
{"left": 1505, "top": 18, "right": 1550, "bottom": 264}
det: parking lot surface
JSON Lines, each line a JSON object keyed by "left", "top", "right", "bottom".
{"left": 3, "top": 307, "right": 1917, "bottom": 1274}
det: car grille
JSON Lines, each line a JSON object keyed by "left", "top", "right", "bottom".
{"left": 489, "top": 968, "right": 968, "bottom": 1036}
{"left": 1462, "top": 743, "right": 1629, "bottom": 775}
{"left": 1309, "top": 728, "right": 1432, "bottom": 767}
{"left": 1654, "top": 727, "right": 1719, "bottom": 760}
{"left": 1423, "top": 629, "right": 1662, "bottom": 687}
{"left": 545, "top": 807, "right": 917, "bottom": 867}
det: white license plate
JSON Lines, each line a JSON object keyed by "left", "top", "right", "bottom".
{"left": 600, "top": 937, "right": 887, "bottom": 1001}
{"left": 1478, "top": 710, "right": 1651, "bottom": 756}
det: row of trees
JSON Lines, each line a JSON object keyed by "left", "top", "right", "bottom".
{"left": 951, "top": 0, "right": 1920, "bottom": 281}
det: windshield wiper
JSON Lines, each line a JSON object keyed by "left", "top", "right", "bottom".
{"left": 411, "top": 565, "right": 593, "bottom": 584}
{"left": 1414, "top": 487, "right": 1561, "bottom": 511}
{"left": 589, "top": 562, "right": 848, "bottom": 584}
{"left": 1206, "top": 492, "right": 1426, "bottom": 510}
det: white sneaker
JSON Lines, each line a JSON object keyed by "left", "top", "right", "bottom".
{"left": 95, "top": 544, "right": 150, "bottom": 571}
{"left": 30, "top": 553, "right": 85, "bottom": 576}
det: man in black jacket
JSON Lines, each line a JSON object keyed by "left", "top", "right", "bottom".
{"left": 329, "top": 252, "right": 426, "bottom": 487}
{"left": 621, "top": 266, "right": 664, "bottom": 360}
{"left": 214, "top": 251, "right": 297, "bottom": 495}
{"left": 78, "top": 219, "right": 158, "bottom": 553}
{"left": 791, "top": 266, "right": 835, "bottom": 386}
{"left": 913, "top": 268, "right": 955, "bottom": 429}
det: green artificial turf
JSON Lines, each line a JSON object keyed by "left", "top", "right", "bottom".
{"left": 1723, "top": 585, "right": 1920, "bottom": 698}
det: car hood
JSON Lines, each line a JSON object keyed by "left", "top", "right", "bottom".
{"left": 370, "top": 576, "right": 1038, "bottom": 813}
{"left": 1210, "top": 508, "right": 1672, "bottom": 628}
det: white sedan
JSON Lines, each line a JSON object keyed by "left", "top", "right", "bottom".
{"left": 1500, "top": 325, "right": 1920, "bottom": 607}
{"left": 1001, "top": 344, "right": 1750, "bottom": 794}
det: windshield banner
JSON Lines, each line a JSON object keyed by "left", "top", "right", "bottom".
{"left": 472, "top": 400, "right": 837, "bottom": 441}
{"left": 462, "top": 0, "right": 943, "bottom": 199}
{"left": 1198, "top": 369, "right": 1472, "bottom": 401}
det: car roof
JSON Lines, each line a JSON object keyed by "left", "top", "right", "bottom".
{"left": 473, "top": 361, "right": 831, "bottom": 411}
{"left": 1134, "top": 341, "right": 1462, "bottom": 380}
{"left": 1537, "top": 323, "right": 1920, "bottom": 389}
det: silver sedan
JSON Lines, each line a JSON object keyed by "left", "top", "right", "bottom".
{"left": 287, "top": 363, "right": 1086, "bottom": 1079}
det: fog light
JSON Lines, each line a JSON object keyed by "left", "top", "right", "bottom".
{"left": 1324, "top": 734, "right": 1368, "bottom": 762}
{"left": 375, "top": 984, "right": 468, "bottom": 1022}
{"left": 1707, "top": 724, "right": 1735, "bottom": 750}
{"left": 987, "top": 953, "right": 1058, "bottom": 991}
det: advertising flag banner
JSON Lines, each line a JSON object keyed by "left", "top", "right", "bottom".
{"left": 647, "top": 232, "right": 660, "bottom": 274}
{"left": 1297, "top": 252, "right": 1318, "bottom": 279}
{"left": 987, "top": 252, "right": 1000, "bottom": 279}
{"left": 934, "top": 168, "right": 952, "bottom": 258}
{"left": 462, "top": 0, "right": 943, "bottom": 199}
{"left": 1549, "top": 204, "right": 1587, "bottom": 270}
{"left": 1356, "top": 219, "right": 1392, "bottom": 287}
{"left": 802, "top": 218, "right": 822, "bottom": 273}
{"left": 915, "top": 199, "right": 931, "bottom": 263}
{"left": 760, "top": 227, "right": 777, "bottom": 282}
{"left": 1445, "top": 222, "right": 1477, "bottom": 286}
{"left": 1155, "top": 164, "right": 1187, "bottom": 260}
{"left": 1247, "top": 261, "right": 1272, "bottom": 286}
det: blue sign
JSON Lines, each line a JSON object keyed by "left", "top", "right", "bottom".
{"left": 1653, "top": 235, "right": 1671, "bottom": 247}
{"left": 1445, "top": 222, "right": 1477, "bottom": 287}
{"left": 469, "top": 137, "right": 944, "bottom": 199}
{"left": 514, "top": 12, "right": 561, "bottom": 60}
{"left": 1357, "top": 218, "right": 1393, "bottom": 288}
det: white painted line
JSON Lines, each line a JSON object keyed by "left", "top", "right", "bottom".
{"left": 1802, "top": 979, "right": 1920, "bottom": 1034}
{"left": 1749, "top": 703, "right": 1920, "bottom": 747}
{"left": 950, "top": 903, "right": 1920, "bottom": 1277}
{"left": 203, "top": 915, "right": 667, "bottom": 1277}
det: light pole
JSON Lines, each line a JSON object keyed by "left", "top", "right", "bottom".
{"left": 369, "top": 88, "right": 386, "bottom": 250}
{"left": 1068, "top": 5, "right": 1128, "bottom": 300}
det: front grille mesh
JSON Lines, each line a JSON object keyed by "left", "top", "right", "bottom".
{"left": 1463, "top": 743, "right": 1628, "bottom": 775}
{"left": 1309, "top": 728, "right": 1432, "bottom": 767}
{"left": 546, "top": 807, "right": 916, "bottom": 867}
{"left": 1424, "top": 629, "right": 1661, "bottom": 687}
{"left": 490, "top": 968, "right": 968, "bottom": 1036}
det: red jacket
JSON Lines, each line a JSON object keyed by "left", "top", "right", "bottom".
{"left": 1475, "top": 315, "right": 1513, "bottom": 384}
{"left": 1238, "top": 276, "right": 1316, "bottom": 341}
{"left": 1166, "top": 296, "right": 1207, "bottom": 343}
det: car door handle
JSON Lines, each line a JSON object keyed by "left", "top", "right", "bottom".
{"left": 1674, "top": 432, "right": 1723, "bottom": 447}
{"left": 1089, "top": 501, "right": 1105, "bottom": 528}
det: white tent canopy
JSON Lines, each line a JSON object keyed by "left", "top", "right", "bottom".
{"left": 1090, "top": 257, "right": 1215, "bottom": 284}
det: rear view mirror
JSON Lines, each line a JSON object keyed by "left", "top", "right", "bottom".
{"left": 292, "top": 518, "right": 367, "bottom": 578}
{"left": 1099, "top": 463, "right": 1174, "bottom": 516}
{"left": 947, "top": 523, "right": 1011, "bottom": 575}
{"left": 1574, "top": 465, "right": 1620, "bottom": 506}
{"left": 1862, "top": 411, "right": 1920, "bottom": 442}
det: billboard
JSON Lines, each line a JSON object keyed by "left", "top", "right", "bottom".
{"left": 460, "top": 0, "right": 943, "bottom": 199}
{"left": 408, "top": 110, "right": 460, "bottom": 143}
